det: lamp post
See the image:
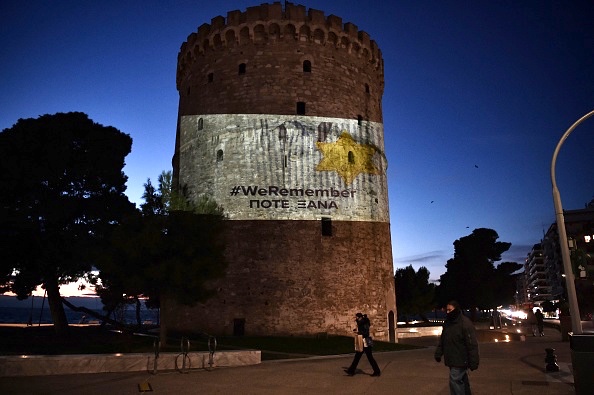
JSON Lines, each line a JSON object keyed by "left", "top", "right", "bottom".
{"left": 550, "top": 109, "right": 594, "bottom": 335}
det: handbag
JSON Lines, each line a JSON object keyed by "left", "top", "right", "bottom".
{"left": 354, "top": 334, "right": 364, "bottom": 352}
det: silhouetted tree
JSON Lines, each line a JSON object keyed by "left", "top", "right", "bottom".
{"left": 492, "top": 261, "right": 523, "bottom": 307}
{"left": 395, "top": 265, "right": 435, "bottom": 322}
{"left": 436, "top": 228, "right": 511, "bottom": 316}
{"left": 96, "top": 171, "right": 226, "bottom": 344}
{"left": 0, "top": 112, "right": 133, "bottom": 335}
{"left": 541, "top": 300, "right": 556, "bottom": 313}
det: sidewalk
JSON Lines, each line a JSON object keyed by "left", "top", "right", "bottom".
{"left": 0, "top": 325, "right": 574, "bottom": 394}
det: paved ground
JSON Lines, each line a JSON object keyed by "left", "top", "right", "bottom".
{"left": 0, "top": 324, "right": 580, "bottom": 395}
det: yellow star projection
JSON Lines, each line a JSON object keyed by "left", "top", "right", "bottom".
{"left": 315, "top": 131, "right": 381, "bottom": 185}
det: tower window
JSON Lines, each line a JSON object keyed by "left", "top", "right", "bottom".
{"left": 233, "top": 318, "right": 245, "bottom": 336}
{"left": 278, "top": 124, "right": 287, "bottom": 140}
{"left": 321, "top": 217, "right": 332, "bottom": 236}
{"left": 317, "top": 122, "right": 331, "bottom": 142}
{"left": 348, "top": 151, "right": 355, "bottom": 164}
{"left": 217, "top": 149, "right": 223, "bottom": 162}
{"left": 239, "top": 63, "right": 246, "bottom": 75}
{"left": 303, "top": 60, "right": 312, "bottom": 73}
{"left": 198, "top": 118, "right": 204, "bottom": 130}
{"left": 208, "top": 72, "right": 214, "bottom": 82}
{"left": 365, "top": 83, "right": 370, "bottom": 94}
{"left": 357, "top": 115, "right": 363, "bottom": 126}
{"left": 297, "top": 101, "right": 306, "bottom": 115}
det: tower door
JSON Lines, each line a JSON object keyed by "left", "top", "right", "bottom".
{"left": 388, "top": 310, "right": 395, "bottom": 343}
{"left": 233, "top": 318, "right": 245, "bottom": 336}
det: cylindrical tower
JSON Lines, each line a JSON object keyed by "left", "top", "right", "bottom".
{"left": 171, "top": 2, "right": 396, "bottom": 341}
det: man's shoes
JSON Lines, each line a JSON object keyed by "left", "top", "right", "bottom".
{"left": 371, "top": 372, "right": 381, "bottom": 377}
{"left": 344, "top": 369, "right": 355, "bottom": 376}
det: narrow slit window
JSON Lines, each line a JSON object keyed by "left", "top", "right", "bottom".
{"left": 198, "top": 118, "right": 204, "bottom": 130}
{"left": 303, "top": 60, "right": 312, "bottom": 73}
{"left": 357, "top": 115, "right": 363, "bottom": 126}
{"left": 348, "top": 151, "right": 355, "bottom": 164}
{"left": 297, "top": 101, "right": 306, "bottom": 115}
{"left": 278, "top": 125, "right": 287, "bottom": 140}
{"left": 365, "top": 83, "right": 370, "bottom": 94}
{"left": 239, "top": 63, "right": 246, "bottom": 75}
{"left": 321, "top": 217, "right": 332, "bottom": 236}
{"left": 217, "top": 149, "right": 223, "bottom": 162}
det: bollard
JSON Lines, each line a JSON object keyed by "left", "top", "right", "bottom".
{"left": 152, "top": 337, "right": 160, "bottom": 375}
{"left": 545, "top": 348, "right": 559, "bottom": 372}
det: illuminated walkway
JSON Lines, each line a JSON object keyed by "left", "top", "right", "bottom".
{"left": 0, "top": 324, "right": 577, "bottom": 394}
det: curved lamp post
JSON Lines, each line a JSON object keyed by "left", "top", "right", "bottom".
{"left": 550, "top": 109, "right": 594, "bottom": 335}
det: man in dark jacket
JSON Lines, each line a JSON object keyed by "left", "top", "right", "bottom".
{"left": 434, "top": 301, "right": 479, "bottom": 395}
{"left": 344, "top": 313, "right": 381, "bottom": 377}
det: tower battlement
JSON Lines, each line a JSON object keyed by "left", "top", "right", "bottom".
{"left": 177, "top": 2, "right": 383, "bottom": 87}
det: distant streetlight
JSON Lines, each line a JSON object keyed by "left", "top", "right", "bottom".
{"left": 550, "top": 109, "right": 594, "bottom": 335}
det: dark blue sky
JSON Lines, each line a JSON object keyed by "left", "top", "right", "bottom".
{"left": 1, "top": 1, "right": 593, "bottom": 287}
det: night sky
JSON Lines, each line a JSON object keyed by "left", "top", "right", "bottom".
{"left": 1, "top": 1, "right": 593, "bottom": 292}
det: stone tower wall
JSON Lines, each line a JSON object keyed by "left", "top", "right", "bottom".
{"left": 176, "top": 2, "right": 384, "bottom": 122}
{"left": 165, "top": 220, "right": 395, "bottom": 338}
{"left": 171, "top": 2, "right": 397, "bottom": 341}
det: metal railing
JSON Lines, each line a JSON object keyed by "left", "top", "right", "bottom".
{"left": 111, "top": 329, "right": 217, "bottom": 375}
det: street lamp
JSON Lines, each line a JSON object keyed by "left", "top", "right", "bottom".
{"left": 550, "top": 109, "right": 594, "bottom": 335}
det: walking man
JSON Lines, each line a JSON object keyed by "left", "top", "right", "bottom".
{"left": 344, "top": 313, "right": 381, "bottom": 377}
{"left": 435, "top": 301, "right": 479, "bottom": 395}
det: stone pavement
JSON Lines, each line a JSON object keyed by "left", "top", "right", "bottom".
{"left": 0, "top": 325, "right": 576, "bottom": 395}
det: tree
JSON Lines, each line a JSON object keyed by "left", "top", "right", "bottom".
{"left": 436, "top": 228, "right": 512, "bottom": 314}
{"left": 492, "top": 261, "right": 523, "bottom": 307}
{"left": 96, "top": 171, "right": 227, "bottom": 344}
{"left": 0, "top": 112, "right": 133, "bottom": 335}
{"left": 394, "top": 265, "right": 435, "bottom": 322}
{"left": 541, "top": 300, "right": 556, "bottom": 313}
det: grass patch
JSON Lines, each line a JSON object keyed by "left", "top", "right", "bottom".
{"left": 0, "top": 326, "right": 158, "bottom": 355}
{"left": 211, "top": 335, "right": 421, "bottom": 358}
{"left": 0, "top": 326, "right": 423, "bottom": 360}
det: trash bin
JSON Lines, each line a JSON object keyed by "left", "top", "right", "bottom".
{"left": 569, "top": 333, "right": 594, "bottom": 395}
